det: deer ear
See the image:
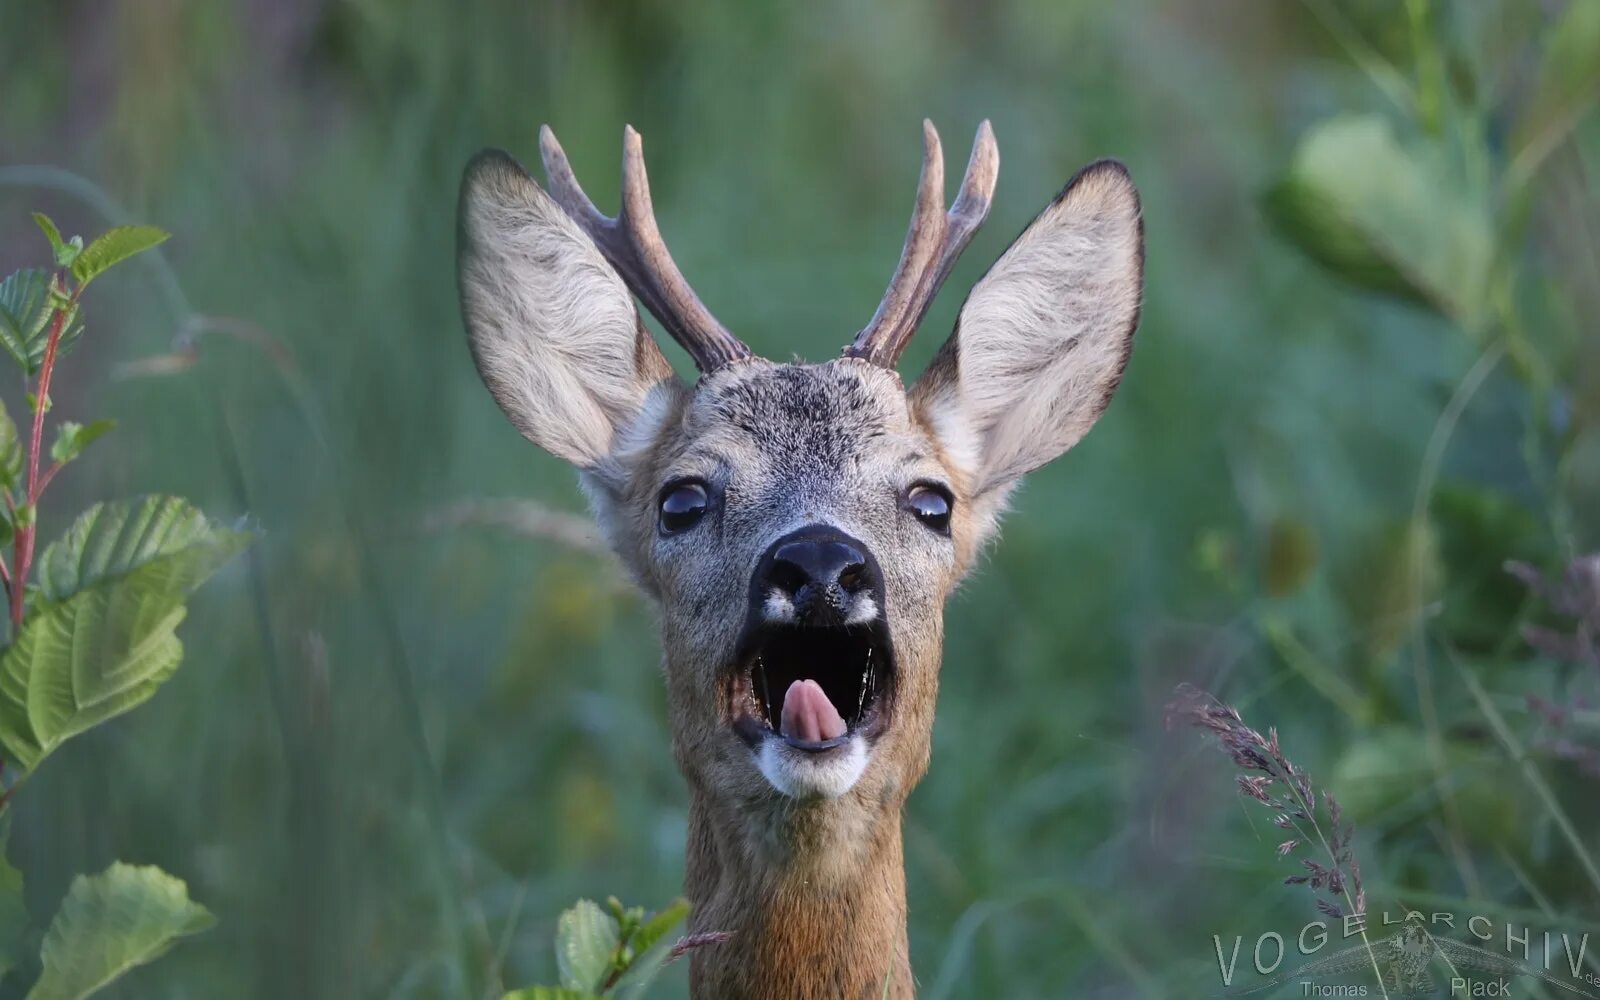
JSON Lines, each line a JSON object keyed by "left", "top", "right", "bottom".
{"left": 458, "top": 149, "right": 679, "bottom": 470}
{"left": 910, "top": 160, "right": 1142, "bottom": 512}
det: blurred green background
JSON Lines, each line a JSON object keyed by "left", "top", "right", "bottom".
{"left": 2, "top": 1, "right": 1598, "bottom": 996}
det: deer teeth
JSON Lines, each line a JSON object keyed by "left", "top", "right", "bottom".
{"left": 756, "top": 655, "right": 774, "bottom": 728}
{"left": 856, "top": 647, "right": 872, "bottom": 721}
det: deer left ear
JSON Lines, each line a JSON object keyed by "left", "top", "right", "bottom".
{"left": 910, "top": 159, "right": 1143, "bottom": 514}
{"left": 458, "top": 149, "right": 680, "bottom": 471}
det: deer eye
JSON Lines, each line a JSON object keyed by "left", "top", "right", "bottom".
{"left": 905, "top": 484, "right": 952, "bottom": 535}
{"left": 659, "top": 480, "right": 710, "bottom": 534}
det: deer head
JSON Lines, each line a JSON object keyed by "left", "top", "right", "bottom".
{"left": 458, "top": 121, "right": 1142, "bottom": 998}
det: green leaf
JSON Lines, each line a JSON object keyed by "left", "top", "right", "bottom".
{"left": 1263, "top": 114, "right": 1494, "bottom": 329}
{"left": 1331, "top": 728, "right": 1524, "bottom": 845}
{"left": 606, "top": 896, "right": 644, "bottom": 945}
{"left": 32, "top": 215, "right": 63, "bottom": 254}
{"left": 26, "top": 862, "right": 213, "bottom": 1000}
{"left": 627, "top": 898, "right": 689, "bottom": 960}
{"left": 30, "top": 215, "right": 81, "bottom": 270}
{"left": 0, "top": 271, "right": 84, "bottom": 377}
{"left": 0, "top": 587, "right": 185, "bottom": 775}
{"left": 47, "top": 421, "right": 114, "bottom": 468}
{"left": 36, "top": 497, "right": 226, "bottom": 603}
{"left": 0, "top": 398, "right": 21, "bottom": 492}
{"left": 32, "top": 216, "right": 64, "bottom": 265}
{"left": 0, "top": 503, "right": 250, "bottom": 774}
{"left": 69, "top": 227, "right": 169, "bottom": 290}
{"left": 501, "top": 988, "right": 602, "bottom": 1000}
{"left": 555, "top": 899, "right": 619, "bottom": 993}
{"left": 604, "top": 897, "right": 691, "bottom": 996}
{"left": 0, "top": 270, "right": 51, "bottom": 374}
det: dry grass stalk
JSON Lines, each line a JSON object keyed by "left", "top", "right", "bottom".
{"left": 1509, "top": 553, "right": 1600, "bottom": 776}
{"left": 667, "top": 931, "right": 735, "bottom": 963}
{"left": 424, "top": 498, "right": 609, "bottom": 555}
{"left": 1507, "top": 554, "right": 1599, "bottom": 667}
{"left": 1166, "top": 683, "right": 1366, "bottom": 920}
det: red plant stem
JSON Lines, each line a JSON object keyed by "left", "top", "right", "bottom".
{"left": 10, "top": 289, "right": 76, "bottom": 630}
{"left": 36, "top": 461, "right": 63, "bottom": 497}
{"left": 0, "top": 494, "right": 10, "bottom": 613}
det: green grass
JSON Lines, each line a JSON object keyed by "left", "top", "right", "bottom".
{"left": 1, "top": 1, "right": 1597, "bottom": 997}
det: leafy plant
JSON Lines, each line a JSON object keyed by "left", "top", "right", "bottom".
{"left": 502, "top": 896, "right": 727, "bottom": 999}
{"left": 1264, "top": 112, "right": 1494, "bottom": 328}
{"left": 0, "top": 215, "right": 247, "bottom": 995}
{"left": 1180, "top": 4, "right": 1600, "bottom": 993}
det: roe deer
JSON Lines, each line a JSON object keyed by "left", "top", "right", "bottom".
{"left": 457, "top": 120, "right": 1143, "bottom": 998}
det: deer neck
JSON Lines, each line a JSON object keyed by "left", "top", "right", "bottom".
{"left": 683, "top": 785, "right": 913, "bottom": 999}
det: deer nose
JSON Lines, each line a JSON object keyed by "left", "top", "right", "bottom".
{"left": 764, "top": 530, "right": 871, "bottom": 623}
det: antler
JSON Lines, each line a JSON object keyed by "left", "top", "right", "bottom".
{"left": 539, "top": 125, "right": 754, "bottom": 373}
{"left": 844, "top": 120, "right": 999, "bottom": 369}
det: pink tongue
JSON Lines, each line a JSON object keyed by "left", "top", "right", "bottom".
{"left": 779, "top": 679, "right": 847, "bottom": 742}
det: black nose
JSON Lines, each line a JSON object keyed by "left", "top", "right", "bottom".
{"left": 763, "top": 528, "right": 872, "bottom": 623}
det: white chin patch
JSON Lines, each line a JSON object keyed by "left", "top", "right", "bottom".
{"left": 756, "top": 735, "right": 870, "bottom": 799}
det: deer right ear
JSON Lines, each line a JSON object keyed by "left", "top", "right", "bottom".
{"left": 458, "top": 149, "right": 680, "bottom": 470}
{"left": 910, "top": 160, "right": 1143, "bottom": 521}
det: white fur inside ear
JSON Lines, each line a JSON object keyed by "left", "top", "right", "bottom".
{"left": 916, "top": 162, "right": 1142, "bottom": 501}
{"left": 459, "top": 153, "right": 672, "bottom": 467}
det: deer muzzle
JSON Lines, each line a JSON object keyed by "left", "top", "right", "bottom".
{"left": 724, "top": 525, "right": 896, "bottom": 798}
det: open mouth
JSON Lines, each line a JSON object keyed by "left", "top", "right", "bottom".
{"left": 729, "top": 620, "right": 894, "bottom": 752}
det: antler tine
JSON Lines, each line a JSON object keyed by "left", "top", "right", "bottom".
{"left": 937, "top": 119, "right": 998, "bottom": 286}
{"left": 538, "top": 124, "right": 753, "bottom": 373}
{"left": 538, "top": 124, "right": 609, "bottom": 233}
{"left": 846, "top": 122, "right": 946, "bottom": 367}
{"left": 845, "top": 120, "right": 999, "bottom": 369}
{"left": 617, "top": 128, "right": 755, "bottom": 370}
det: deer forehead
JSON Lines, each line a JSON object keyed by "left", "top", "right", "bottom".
{"left": 671, "top": 360, "right": 929, "bottom": 482}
